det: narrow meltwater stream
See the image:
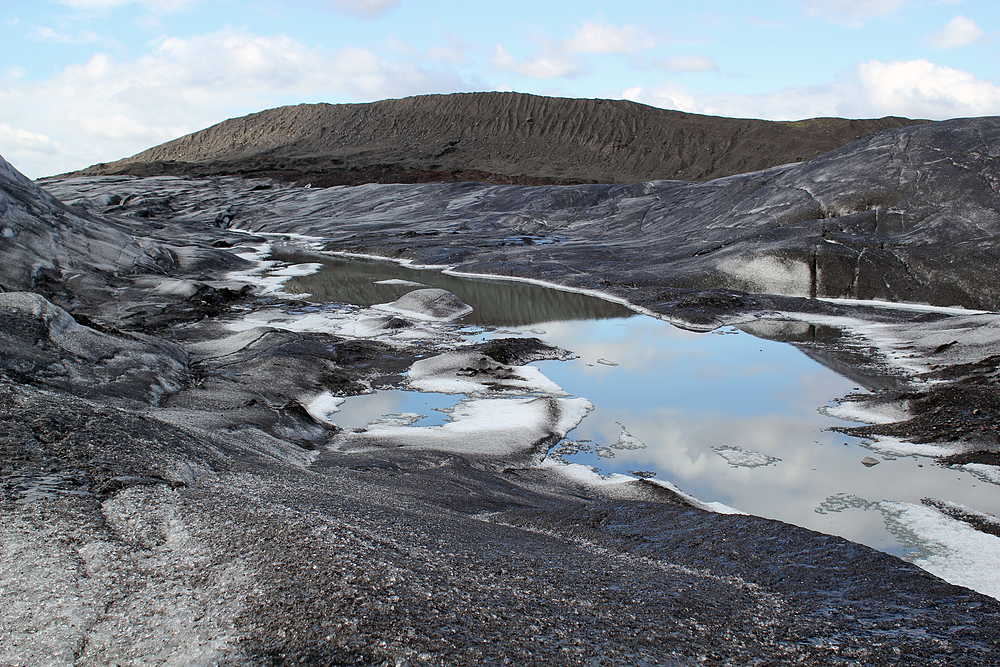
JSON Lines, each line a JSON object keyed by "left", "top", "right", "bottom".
{"left": 274, "top": 252, "right": 1000, "bottom": 592}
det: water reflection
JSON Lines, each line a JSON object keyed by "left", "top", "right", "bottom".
{"left": 274, "top": 253, "right": 633, "bottom": 326}
{"left": 279, "top": 254, "right": 998, "bottom": 562}
{"left": 521, "top": 318, "right": 1000, "bottom": 555}
{"left": 333, "top": 391, "right": 456, "bottom": 430}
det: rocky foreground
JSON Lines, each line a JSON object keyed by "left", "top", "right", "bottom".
{"left": 4, "top": 115, "right": 1000, "bottom": 666}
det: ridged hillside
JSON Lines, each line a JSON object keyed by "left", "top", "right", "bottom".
{"left": 70, "top": 92, "right": 925, "bottom": 185}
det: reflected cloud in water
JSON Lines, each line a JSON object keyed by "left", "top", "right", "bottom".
{"left": 278, "top": 254, "right": 999, "bottom": 563}
{"left": 528, "top": 317, "right": 1000, "bottom": 556}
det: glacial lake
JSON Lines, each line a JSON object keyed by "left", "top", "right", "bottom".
{"left": 278, "top": 254, "right": 1000, "bottom": 563}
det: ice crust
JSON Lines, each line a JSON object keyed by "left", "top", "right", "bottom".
{"left": 718, "top": 255, "right": 811, "bottom": 298}
{"left": 337, "top": 396, "right": 593, "bottom": 459}
{"left": 537, "top": 459, "right": 744, "bottom": 515}
{"left": 373, "top": 288, "right": 473, "bottom": 321}
{"left": 374, "top": 279, "right": 424, "bottom": 287}
{"left": 881, "top": 500, "right": 1000, "bottom": 599}
{"left": 306, "top": 392, "right": 346, "bottom": 426}
{"left": 407, "top": 349, "right": 567, "bottom": 396}
{"left": 712, "top": 444, "right": 781, "bottom": 468}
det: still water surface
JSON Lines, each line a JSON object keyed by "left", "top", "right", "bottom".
{"left": 276, "top": 253, "right": 632, "bottom": 325}
{"left": 280, "top": 255, "right": 998, "bottom": 560}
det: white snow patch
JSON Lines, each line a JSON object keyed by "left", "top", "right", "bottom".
{"left": 862, "top": 436, "right": 961, "bottom": 459}
{"left": 305, "top": 392, "right": 345, "bottom": 426}
{"left": 538, "top": 458, "right": 643, "bottom": 488}
{"left": 712, "top": 444, "right": 781, "bottom": 468}
{"left": 407, "top": 349, "right": 567, "bottom": 396}
{"left": 881, "top": 500, "right": 1000, "bottom": 600}
{"left": 962, "top": 463, "right": 1000, "bottom": 485}
{"left": 325, "top": 250, "right": 450, "bottom": 272}
{"left": 154, "top": 279, "right": 201, "bottom": 298}
{"left": 375, "top": 279, "right": 424, "bottom": 287}
{"left": 820, "top": 400, "right": 910, "bottom": 425}
{"left": 646, "top": 478, "right": 746, "bottom": 515}
{"left": 269, "top": 262, "right": 322, "bottom": 278}
{"left": 718, "top": 255, "right": 811, "bottom": 297}
{"left": 536, "top": 459, "right": 744, "bottom": 514}
{"left": 223, "top": 238, "right": 324, "bottom": 296}
{"left": 816, "top": 297, "right": 993, "bottom": 316}
{"left": 336, "top": 396, "right": 592, "bottom": 458}
{"left": 373, "top": 288, "right": 473, "bottom": 322}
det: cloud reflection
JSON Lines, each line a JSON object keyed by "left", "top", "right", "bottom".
{"left": 523, "top": 316, "right": 1000, "bottom": 553}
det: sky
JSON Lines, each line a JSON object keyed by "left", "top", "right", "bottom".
{"left": 1, "top": 0, "right": 998, "bottom": 178}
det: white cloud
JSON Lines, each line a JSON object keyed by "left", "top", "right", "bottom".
{"left": 0, "top": 27, "right": 467, "bottom": 177}
{"left": 490, "top": 20, "right": 656, "bottom": 80}
{"left": 653, "top": 55, "right": 718, "bottom": 72}
{"left": 621, "top": 59, "right": 1000, "bottom": 121}
{"left": 389, "top": 33, "right": 479, "bottom": 67}
{"left": 0, "top": 124, "right": 61, "bottom": 156}
{"left": 27, "top": 26, "right": 102, "bottom": 44}
{"left": 424, "top": 34, "right": 478, "bottom": 67}
{"left": 490, "top": 43, "right": 581, "bottom": 80}
{"left": 623, "top": 83, "right": 704, "bottom": 113}
{"left": 0, "top": 124, "right": 64, "bottom": 181}
{"left": 58, "top": 0, "right": 196, "bottom": 11}
{"left": 926, "top": 15, "right": 984, "bottom": 49}
{"left": 563, "top": 20, "right": 655, "bottom": 56}
{"left": 848, "top": 59, "right": 1000, "bottom": 118}
{"left": 329, "top": 0, "right": 399, "bottom": 18}
{"left": 802, "top": 0, "right": 906, "bottom": 27}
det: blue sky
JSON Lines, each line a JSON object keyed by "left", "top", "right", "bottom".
{"left": 1, "top": 0, "right": 997, "bottom": 178}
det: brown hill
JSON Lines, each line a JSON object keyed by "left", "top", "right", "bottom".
{"left": 69, "top": 92, "right": 926, "bottom": 185}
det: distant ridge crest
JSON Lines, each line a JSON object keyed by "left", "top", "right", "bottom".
{"left": 68, "top": 91, "right": 926, "bottom": 185}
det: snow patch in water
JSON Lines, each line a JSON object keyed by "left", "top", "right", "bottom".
{"left": 375, "top": 279, "right": 424, "bottom": 287}
{"left": 374, "top": 288, "right": 473, "bottom": 322}
{"left": 862, "top": 436, "right": 960, "bottom": 459}
{"left": 336, "top": 396, "right": 592, "bottom": 459}
{"left": 407, "top": 349, "right": 567, "bottom": 396}
{"left": 712, "top": 444, "right": 781, "bottom": 468}
{"left": 883, "top": 500, "right": 1000, "bottom": 599}
{"left": 962, "top": 463, "right": 1000, "bottom": 485}
{"left": 536, "top": 459, "right": 744, "bottom": 515}
{"left": 305, "top": 392, "right": 346, "bottom": 426}
{"left": 820, "top": 399, "right": 910, "bottom": 425}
